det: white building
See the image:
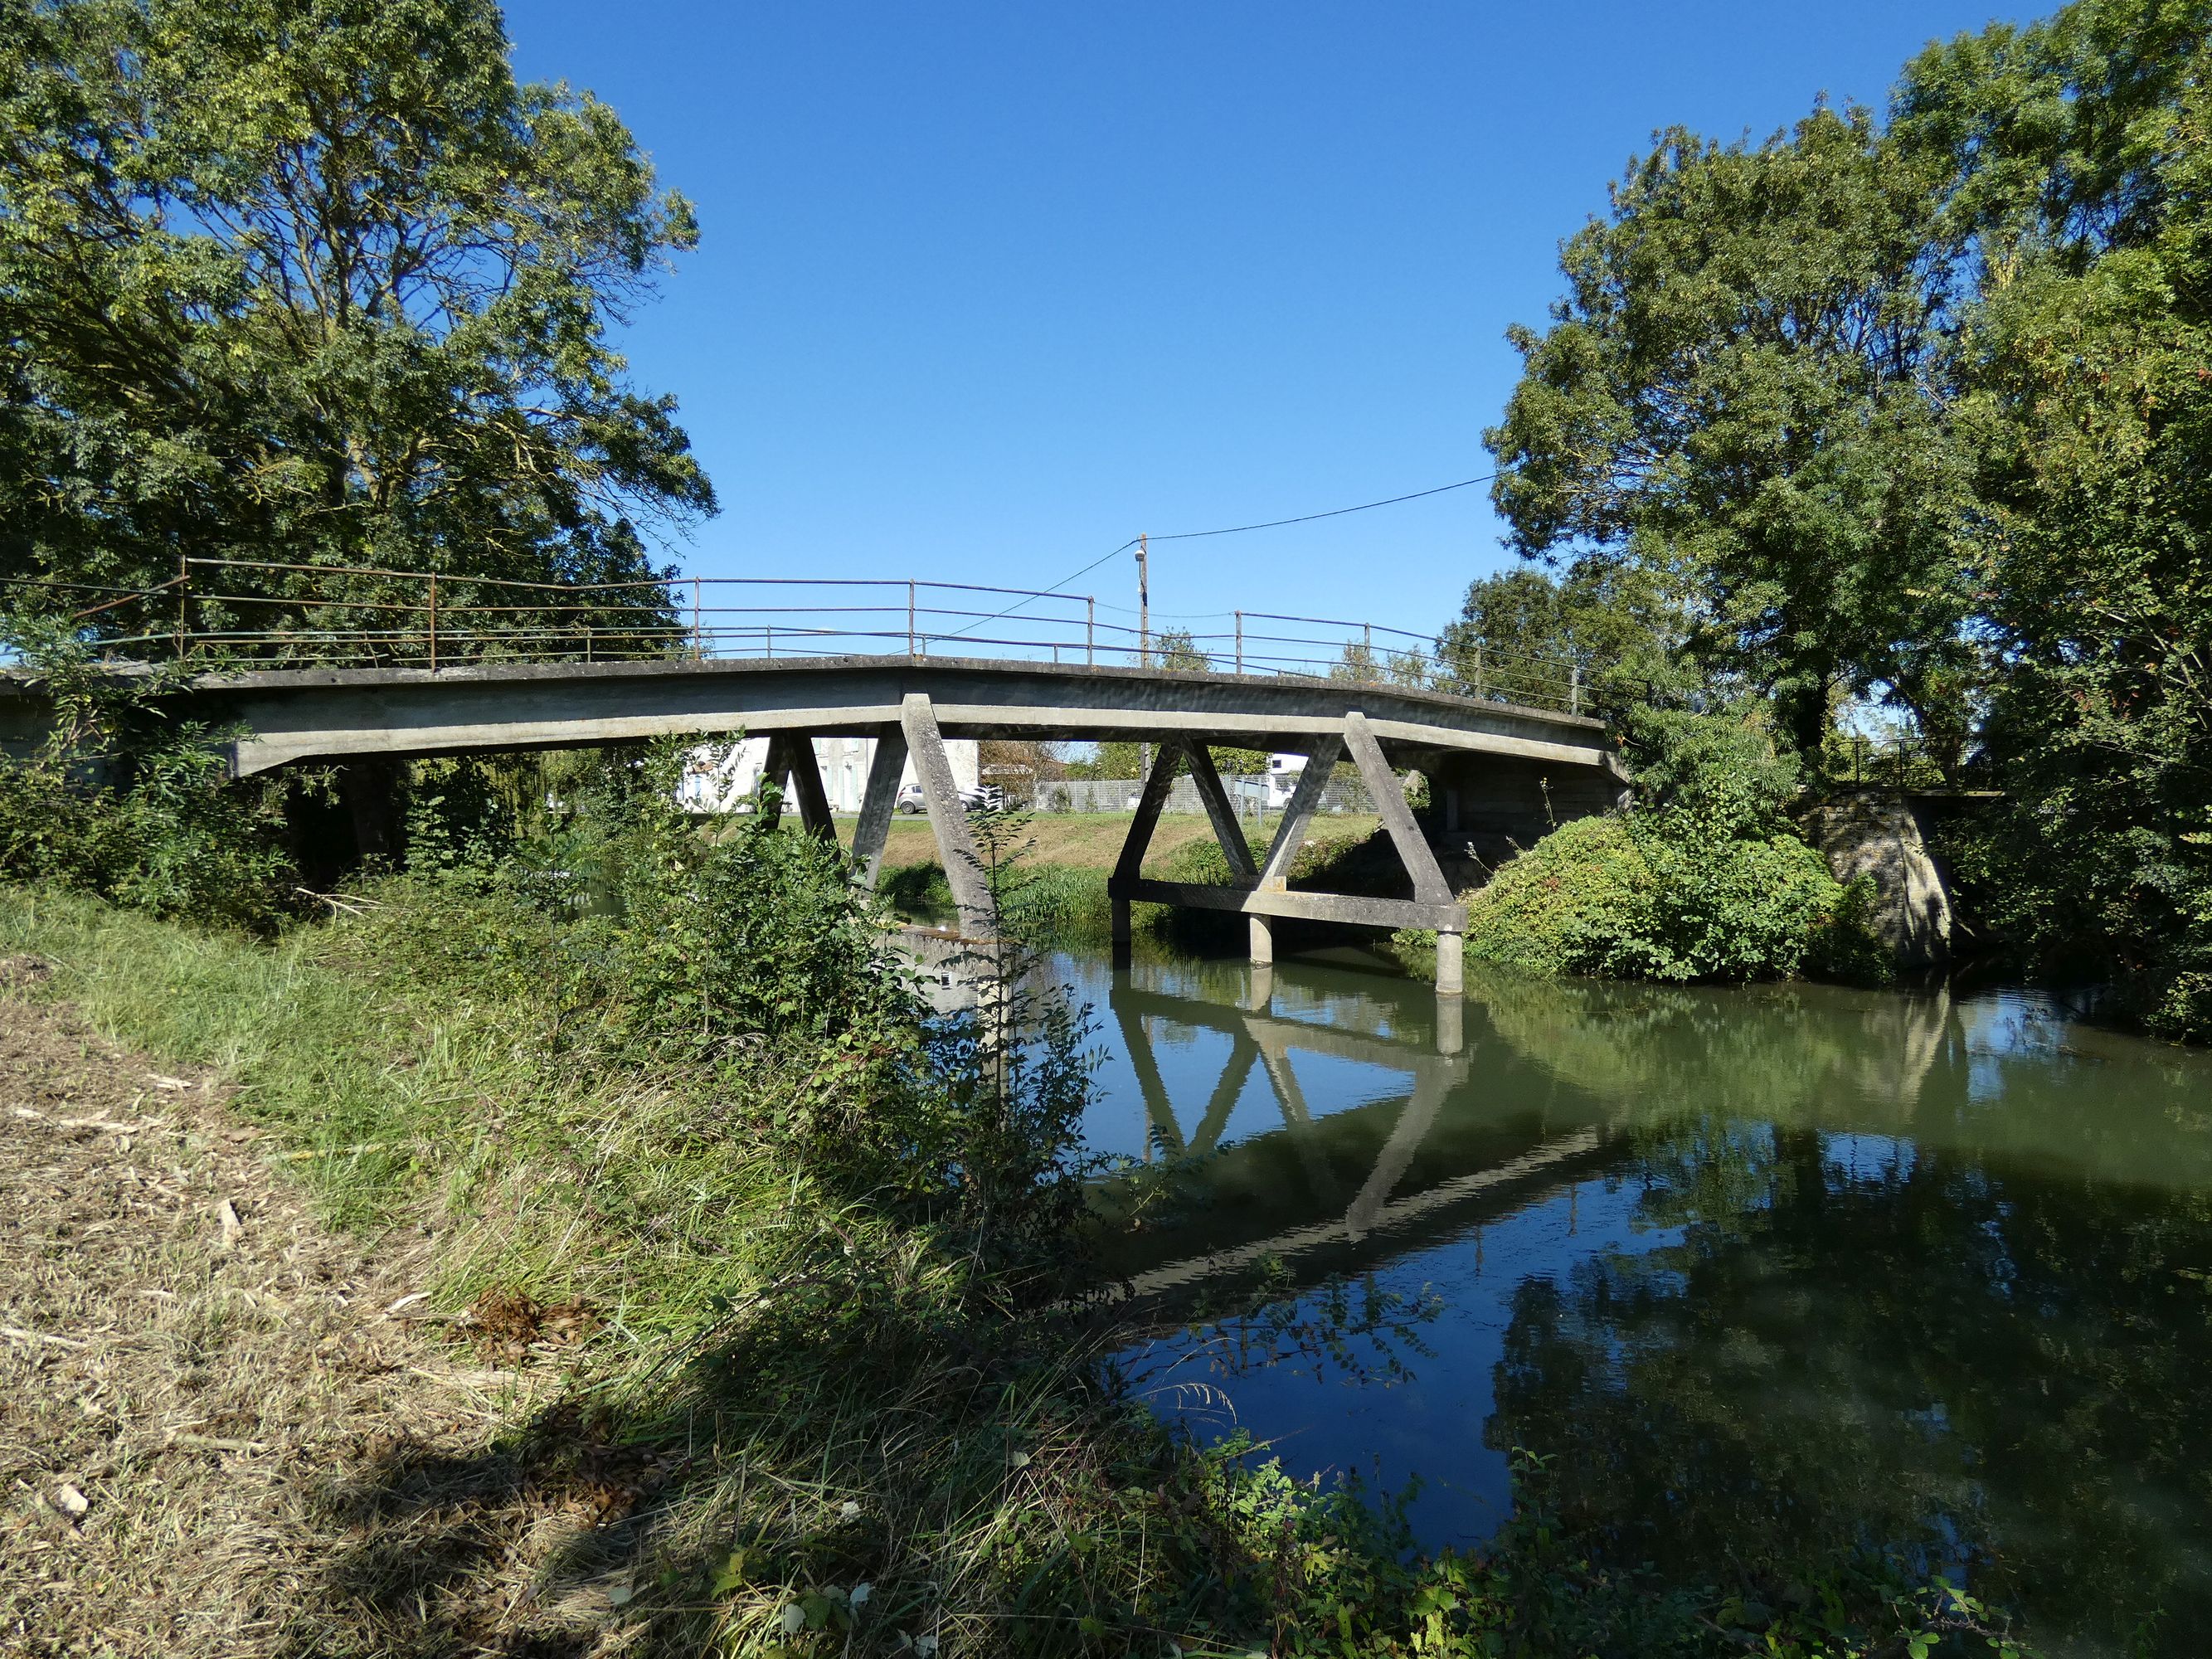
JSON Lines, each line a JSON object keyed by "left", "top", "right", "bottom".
{"left": 677, "top": 735, "right": 980, "bottom": 815}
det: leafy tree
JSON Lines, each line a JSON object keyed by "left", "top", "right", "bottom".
{"left": 1062, "top": 741, "right": 1144, "bottom": 781}
{"left": 1483, "top": 0, "right": 2212, "bottom": 1031}
{"left": 0, "top": 616, "right": 293, "bottom": 922}
{"left": 1439, "top": 560, "right": 1696, "bottom": 717}
{"left": 1888, "top": 0, "right": 2212, "bottom": 1027}
{"left": 1154, "top": 626, "right": 1210, "bottom": 670}
{"left": 1484, "top": 104, "right": 1976, "bottom": 758}
{"left": 0, "top": 0, "right": 712, "bottom": 658}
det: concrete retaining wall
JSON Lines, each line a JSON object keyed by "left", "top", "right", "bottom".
{"left": 1801, "top": 791, "right": 1956, "bottom": 968}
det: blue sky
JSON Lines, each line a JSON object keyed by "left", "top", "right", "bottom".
{"left": 505, "top": 2, "right": 2033, "bottom": 647}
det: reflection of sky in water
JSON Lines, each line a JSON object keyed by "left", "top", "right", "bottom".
{"left": 1821, "top": 1131, "right": 1917, "bottom": 1186}
{"left": 1061, "top": 946, "right": 2212, "bottom": 1654}
{"left": 1124, "top": 1175, "right": 1672, "bottom": 1547}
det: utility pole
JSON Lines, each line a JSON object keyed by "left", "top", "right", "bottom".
{"left": 1135, "top": 533, "right": 1150, "bottom": 669}
{"left": 1136, "top": 535, "right": 1151, "bottom": 781}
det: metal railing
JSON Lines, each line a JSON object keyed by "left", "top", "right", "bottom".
{"left": 3, "top": 558, "right": 1602, "bottom": 718}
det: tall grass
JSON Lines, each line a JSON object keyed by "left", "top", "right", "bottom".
{"left": 0, "top": 829, "right": 1521, "bottom": 1653}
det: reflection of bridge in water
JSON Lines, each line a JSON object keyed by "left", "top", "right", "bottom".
{"left": 1096, "top": 958, "right": 1619, "bottom": 1305}
{"left": 912, "top": 939, "right": 1990, "bottom": 1317}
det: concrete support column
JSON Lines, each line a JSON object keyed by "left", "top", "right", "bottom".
{"left": 848, "top": 726, "right": 908, "bottom": 890}
{"left": 1249, "top": 913, "right": 1274, "bottom": 968}
{"left": 898, "top": 693, "right": 995, "bottom": 940}
{"left": 780, "top": 734, "right": 837, "bottom": 839}
{"left": 1109, "top": 742, "right": 1183, "bottom": 971}
{"left": 1435, "top": 930, "right": 1465, "bottom": 999}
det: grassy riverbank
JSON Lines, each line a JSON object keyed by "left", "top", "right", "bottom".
{"left": 0, "top": 819, "right": 2025, "bottom": 1656}
{"left": 870, "top": 813, "right": 1385, "bottom": 946}
{"left": 866, "top": 811, "right": 1378, "bottom": 872}
{"left": 3, "top": 878, "right": 1392, "bottom": 1655}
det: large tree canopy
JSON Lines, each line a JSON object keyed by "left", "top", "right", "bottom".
{"left": 1485, "top": 103, "right": 1976, "bottom": 756}
{"left": 1485, "top": 0, "right": 2212, "bottom": 1031}
{"left": 1899, "top": 0, "right": 2212, "bottom": 1022}
{"left": 0, "top": 0, "right": 712, "bottom": 653}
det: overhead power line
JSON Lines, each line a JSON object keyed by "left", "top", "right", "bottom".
{"left": 941, "top": 536, "right": 1140, "bottom": 639}
{"left": 953, "top": 470, "right": 1498, "bottom": 634}
{"left": 1150, "top": 471, "right": 1498, "bottom": 542}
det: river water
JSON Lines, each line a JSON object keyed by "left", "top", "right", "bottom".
{"left": 1058, "top": 944, "right": 2212, "bottom": 1657}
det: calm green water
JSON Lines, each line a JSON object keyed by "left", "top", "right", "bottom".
{"left": 1065, "top": 946, "right": 2212, "bottom": 1658}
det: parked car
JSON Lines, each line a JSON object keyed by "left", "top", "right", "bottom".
{"left": 894, "top": 781, "right": 1006, "bottom": 813}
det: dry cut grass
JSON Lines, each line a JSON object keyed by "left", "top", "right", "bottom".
{"left": 0, "top": 956, "right": 630, "bottom": 1657}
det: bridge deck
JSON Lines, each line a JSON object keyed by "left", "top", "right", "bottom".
{"left": 173, "top": 651, "right": 1618, "bottom": 777}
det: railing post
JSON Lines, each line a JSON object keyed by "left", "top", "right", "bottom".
{"left": 584, "top": 627, "right": 593, "bottom": 663}
{"left": 174, "top": 554, "right": 187, "bottom": 658}
{"left": 1569, "top": 664, "right": 1581, "bottom": 716}
{"left": 907, "top": 581, "right": 917, "bottom": 656}
{"left": 766, "top": 625, "right": 774, "bottom": 660}
{"left": 1235, "top": 611, "right": 1244, "bottom": 675}
{"left": 427, "top": 572, "right": 438, "bottom": 672}
{"left": 1087, "top": 596, "right": 1095, "bottom": 667}
{"left": 693, "top": 577, "right": 702, "bottom": 659}
{"left": 1363, "top": 621, "right": 1373, "bottom": 683}
{"left": 1475, "top": 641, "right": 1485, "bottom": 699}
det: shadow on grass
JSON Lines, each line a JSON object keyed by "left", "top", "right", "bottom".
{"left": 289, "top": 1301, "right": 1329, "bottom": 1658}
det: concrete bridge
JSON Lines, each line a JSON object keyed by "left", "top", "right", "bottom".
{"left": 1, "top": 562, "right": 1627, "bottom": 994}
{"left": 146, "top": 652, "right": 1624, "bottom": 993}
{"left": 3, "top": 649, "right": 1625, "bottom": 990}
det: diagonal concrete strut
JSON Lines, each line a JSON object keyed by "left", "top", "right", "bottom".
{"left": 899, "top": 693, "right": 995, "bottom": 938}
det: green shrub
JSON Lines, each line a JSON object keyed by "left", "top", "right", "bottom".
{"left": 1000, "top": 861, "right": 1111, "bottom": 941}
{"left": 1437, "top": 702, "right": 1889, "bottom": 985}
{"left": 877, "top": 857, "right": 955, "bottom": 923}
{"left": 1462, "top": 812, "right": 1877, "bottom": 984}
{"left": 1620, "top": 703, "right": 1802, "bottom": 835}
{"left": 0, "top": 621, "right": 293, "bottom": 926}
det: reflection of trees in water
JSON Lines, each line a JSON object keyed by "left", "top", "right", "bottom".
{"left": 1097, "top": 951, "right": 2212, "bottom": 1647}
{"left": 1471, "top": 971, "right": 1954, "bottom": 1123}
{"left": 1485, "top": 1114, "right": 2212, "bottom": 1654}
{"left": 1132, "top": 1269, "right": 1443, "bottom": 1396}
